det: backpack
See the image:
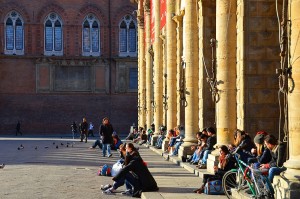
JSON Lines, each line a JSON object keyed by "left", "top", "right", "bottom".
{"left": 97, "top": 164, "right": 112, "bottom": 176}
{"left": 204, "top": 179, "right": 224, "bottom": 195}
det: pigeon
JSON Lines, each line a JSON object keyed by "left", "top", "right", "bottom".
{"left": 66, "top": 145, "right": 69, "bottom": 147}
{"left": 0, "top": 164, "right": 5, "bottom": 169}
{"left": 35, "top": 146, "right": 38, "bottom": 150}
{"left": 61, "top": 143, "right": 64, "bottom": 146}
{"left": 56, "top": 145, "right": 58, "bottom": 149}
{"left": 53, "top": 142, "right": 55, "bottom": 145}
{"left": 17, "top": 147, "right": 20, "bottom": 150}
{"left": 44, "top": 146, "right": 49, "bottom": 149}
{"left": 20, "top": 144, "right": 24, "bottom": 149}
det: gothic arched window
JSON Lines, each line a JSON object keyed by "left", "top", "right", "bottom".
{"left": 119, "top": 15, "right": 137, "bottom": 57}
{"left": 82, "top": 14, "right": 100, "bottom": 56}
{"left": 44, "top": 13, "right": 63, "bottom": 56}
{"left": 4, "top": 11, "right": 24, "bottom": 55}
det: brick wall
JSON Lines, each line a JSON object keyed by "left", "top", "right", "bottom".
{"left": 0, "top": 0, "right": 138, "bottom": 135}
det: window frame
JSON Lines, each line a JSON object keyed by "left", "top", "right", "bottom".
{"left": 118, "top": 15, "right": 137, "bottom": 57}
{"left": 44, "top": 13, "right": 63, "bottom": 56}
{"left": 4, "top": 11, "right": 24, "bottom": 55}
{"left": 82, "top": 14, "right": 101, "bottom": 57}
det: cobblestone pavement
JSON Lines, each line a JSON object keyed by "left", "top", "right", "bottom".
{"left": 0, "top": 136, "right": 227, "bottom": 199}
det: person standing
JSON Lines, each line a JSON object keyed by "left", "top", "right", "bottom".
{"left": 71, "top": 121, "right": 78, "bottom": 139}
{"left": 79, "top": 117, "right": 88, "bottom": 143}
{"left": 99, "top": 117, "right": 114, "bottom": 157}
{"left": 88, "top": 122, "right": 95, "bottom": 137}
{"left": 16, "top": 121, "right": 22, "bottom": 136}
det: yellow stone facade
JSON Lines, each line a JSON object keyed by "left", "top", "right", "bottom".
{"left": 132, "top": 0, "right": 300, "bottom": 197}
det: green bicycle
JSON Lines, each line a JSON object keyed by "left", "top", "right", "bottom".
{"left": 222, "top": 153, "right": 274, "bottom": 199}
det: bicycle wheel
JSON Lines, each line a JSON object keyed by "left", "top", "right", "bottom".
{"left": 222, "top": 170, "right": 238, "bottom": 199}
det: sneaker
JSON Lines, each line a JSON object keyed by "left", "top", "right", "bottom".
{"left": 101, "top": 184, "right": 112, "bottom": 191}
{"left": 89, "top": 147, "right": 95, "bottom": 149}
{"left": 103, "top": 188, "right": 114, "bottom": 194}
{"left": 121, "top": 189, "right": 132, "bottom": 195}
{"left": 108, "top": 154, "right": 112, "bottom": 158}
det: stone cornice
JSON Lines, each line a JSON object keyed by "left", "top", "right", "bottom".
{"left": 35, "top": 58, "right": 100, "bottom": 66}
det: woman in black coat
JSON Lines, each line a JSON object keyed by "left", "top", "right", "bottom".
{"left": 99, "top": 117, "right": 114, "bottom": 157}
{"left": 103, "top": 143, "right": 158, "bottom": 197}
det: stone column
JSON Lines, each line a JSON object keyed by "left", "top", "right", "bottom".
{"left": 166, "top": 0, "right": 177, "bottom": 131}
{"left": 162, "top": 0, "right": 177, "bottom": 152}
{"left": 178, "top": 0, "right": 199, "bottom": 158}
{"left": 273, "top": 0, "right": 300, "bottom": 197}
{"left": 144, "top": 1, "right": 153, "bottom": 130}
{"left": 206, "top": 0, "right": 237, "bottom": 173}
{"left": 151, "top": 0, "right": 163, "bottom": 145}
{"left": 173, "top": 12, "right": 184, "bottom": 127}
{"left": 137, "top": 3, "right": 146, "bottom": 129}
{"left": 198, "top": 0, "right": 216, "bottom": 130}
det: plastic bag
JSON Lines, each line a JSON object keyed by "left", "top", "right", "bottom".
{"left": 111, "top": 161, "right": 123, "bottom": 177}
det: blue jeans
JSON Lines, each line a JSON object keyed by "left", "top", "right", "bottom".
{"left": 113, "top": 174, "right": 132, "bottom": 190}
{"left": 191, "top": 151, "right": 201, "bottom": 163}
{"left": 200, "top": 150, "right": 212, "bottom": 165}
{"left": 92, "top": 140, "right": 102, "bottom": 149}
{"left": 171, "top": 141, "right": 183, "bottom": 155}
{"left": 169, "top": 137, "right": 177, "bottom": 147}
{"left": 102, "top": 143, "right": 111, "bottom": 156}
{"left": 268, "top": 167, "right": 286, "bottom": 183}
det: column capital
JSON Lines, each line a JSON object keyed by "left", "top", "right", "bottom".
{"left": 172, "top": 10, "right": 184, "bottom": 24}
{"left": 143, "top": 0, "right": 150, "bottom": 12}
{"left": 137, "top": 15, "right": 144, "bottom": 27}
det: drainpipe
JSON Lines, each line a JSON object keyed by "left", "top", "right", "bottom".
{"left": 108, "top": 0, "right": 112, "bottom": 94}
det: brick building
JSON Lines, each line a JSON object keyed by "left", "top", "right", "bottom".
{"left": 0, "top": 0, "right": 138, "bottom": 135}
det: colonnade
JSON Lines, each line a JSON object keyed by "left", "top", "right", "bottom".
{"left": 133, "top": 0, "right": 300, "bottom": 197}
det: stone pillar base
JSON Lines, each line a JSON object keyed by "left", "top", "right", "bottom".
{"left": 151, "top": 135, "right": 159, "bottom": 146}
{"left": 161, "top": 139, "right": 169, "bottom": 153}
{"left": 273, "top": 175, "right": 300, "bottom": 199}
{"left": 206, "top": 151, "right": 219, "bottom": 174}
{"left": 178, "top": 145, "right": 193, "bottom": 159}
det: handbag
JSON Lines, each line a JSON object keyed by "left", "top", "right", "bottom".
{"left": 204, "top": 179, "right": 224, "bottom": 195}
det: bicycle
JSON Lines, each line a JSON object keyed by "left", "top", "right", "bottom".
{"left": 222, "top": 152, "right": 274, "bottom": 199}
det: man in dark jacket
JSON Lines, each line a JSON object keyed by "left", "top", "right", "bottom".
{"left": 99, "top": 117, "right": 114, "bottom": 157}
{"left": 79, "top": 117, "right": 88, "bottom": 143}
{"left": 260, "top": 135, "right": 287, "bottom": 182}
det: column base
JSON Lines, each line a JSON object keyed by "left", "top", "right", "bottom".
{"left": 151, "top": 135, "right": 159, "bottom": 146}
{"left": 178, "top": 145, "right": 193, "bottom": 159}
{"left": 161, "top": 139, "right": 169, "bottom": 153}
{"left": 206, "top": 150, "right": 219, "bottom": 174}
{"left": 273, "top": 173, "right": 300, "bottom": 199}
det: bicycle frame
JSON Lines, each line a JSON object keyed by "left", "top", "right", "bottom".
{"left": 226, "top": 153, "right": 274, "bottom": 198}
{"left": 232, "top": 153, "right": 257, "bottom": 195}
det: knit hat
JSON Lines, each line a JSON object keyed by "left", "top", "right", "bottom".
{"left": 254, "top": 131, "right": 268, "bottom": 144}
